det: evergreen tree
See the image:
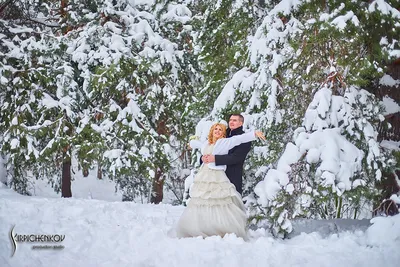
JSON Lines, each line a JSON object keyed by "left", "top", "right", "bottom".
{"left": 197, "top": 0, "right": 399, "bottom": 235}
{"left": 0, "top": 0, "right": 75, "bottom": 195}
{"left": 190, "top": 0, "right": 265, "bottom": 116}
{"left": 0, "top": 0, "right": 202, "bottom": 201}
{"left": 60, "top": 0, "right": 202, "bottom": 202}
{"left": 252, "top": 0, "right": 400, "bottom": 236}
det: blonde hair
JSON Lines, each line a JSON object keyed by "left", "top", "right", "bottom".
{"left": 208, "top": 123, "right": 227, "bottom": 144}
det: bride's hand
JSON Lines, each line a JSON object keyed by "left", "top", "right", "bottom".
{"left": 255, "top": 130, "right": 266, "bottom": 141}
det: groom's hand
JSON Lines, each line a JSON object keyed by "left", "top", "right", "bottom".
{"left": 202, "top": 155, "right": 215, "bottom": 163}
{"left": 202, "top": 154, "right": 215, "bottom": 163}
{"left": 207, "top": 155, "right": 215, "bottom": 163}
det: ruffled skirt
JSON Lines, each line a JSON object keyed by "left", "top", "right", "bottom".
{"left": 176, "top": 164, "right": 248, "bottom": 240}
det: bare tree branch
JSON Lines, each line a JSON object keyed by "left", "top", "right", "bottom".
{"left": 23, "top": 17, "right": 60, "bottom": 28}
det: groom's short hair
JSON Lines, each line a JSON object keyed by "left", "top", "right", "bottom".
{"left": 230, "top": 113, "right": 244, "bottom": 123}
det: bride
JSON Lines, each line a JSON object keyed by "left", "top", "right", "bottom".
{"left": 175, "top": 122, "right": 265, "bottom": 240}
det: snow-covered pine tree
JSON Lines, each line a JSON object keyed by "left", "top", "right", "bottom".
{"left": 202, "top": 1, "right": 303, "bottom": 206}
{"left": 0, "top": 0, "right": 202, "bottom": 201}
{"left": 61, "top": 0, "right": 201, "bottom": 202}
{"left": 254, "top": 0, "right": 400, "bottom": 236}
{"left": 0, "top": 0, "right": 79, "bottom": 196}
{"left": 189, "top": 0, "right": 265, "bottom": 117}
{"left": 153, "top": 0, "right": 203, "bottom": 203}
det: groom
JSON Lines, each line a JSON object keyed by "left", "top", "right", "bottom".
{"left": 202, "top": 114, "right": 251, "bottom": 195}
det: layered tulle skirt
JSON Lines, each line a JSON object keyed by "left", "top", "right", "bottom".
{"left": 176, "top": 164, "right": 248, "bottom": 240}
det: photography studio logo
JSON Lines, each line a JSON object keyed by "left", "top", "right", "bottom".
{"left": 9, "top": 225, "right": 65, "bottom": 257}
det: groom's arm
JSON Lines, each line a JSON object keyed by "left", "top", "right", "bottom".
{"left": 214, "top": 142, "right": 251, "bottom": 166}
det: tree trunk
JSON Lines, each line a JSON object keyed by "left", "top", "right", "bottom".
{"left": 375, "top": 59, "right": 400, "bottom": 141}
{"left": 82, "top": 167, "right": 89, "bottom": 177}
{"left": 149, "top": 118, "right": 168, "bottom": 204}
{"left": 97, "top": 161, "right": 102, "bottom": 179}
{"left": 150, "top": 168, "right": 164, "bottom": 204}
{"left": 61, "top": 156, "right": 72, "bottom": 198}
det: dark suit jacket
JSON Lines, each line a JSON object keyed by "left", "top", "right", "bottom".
{"left": 215, "top": 126, "right": 251, "bottom": 195}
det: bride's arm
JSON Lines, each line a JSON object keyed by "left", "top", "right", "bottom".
{"left": 189, "top": 139, "right": 205, "bottom": 150}
{"left": 216, "top": 130, "right": 265, "bottom": 152}
{"left": 230, "top": 130, "right": 258, "bottom": 148}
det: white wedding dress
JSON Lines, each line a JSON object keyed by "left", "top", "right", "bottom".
{"left": 175, "top": 144, "right": 248, "bottom": 240}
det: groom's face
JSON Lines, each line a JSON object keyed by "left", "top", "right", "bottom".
{"left": 229, "top": 115, "right": 243, "bottom": 130}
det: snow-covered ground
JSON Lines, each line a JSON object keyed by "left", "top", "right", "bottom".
{"left": 26, "top": 172, "right": 123, "bottom": 201}
{"left": 0, "top": 155, "right": 124, "bottom": 202}
{"left": 0, "top": 184, "right": 399, "bottom": 267}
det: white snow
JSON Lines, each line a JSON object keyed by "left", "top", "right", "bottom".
{"left": 380, "top": 140, "right": 400, "bottom": 151}
{"left": 0, "top": 185, "right": 399, "bottom": 267}
{"left": 254, "top": 168, "right": 288, "bottom": 206}
{"left": 331, "top": 11, "right": 359, "bottom": 30}
{"left": 210, "top": 69, "right": 255, "bottom": 117}
{"left": 24, "top": 171, "right": 122, "bottom": 202}
{"left": 381, "top": 96, "right": 400, "bottom": 115}
{"left": 1, "top": 1, "right": 400, "bottom": 266}
{"left": 379, "top": 74, "right": 400, "bottom": 87}
{"left": 369, "top": 0, "right": 400, "bottom": 18}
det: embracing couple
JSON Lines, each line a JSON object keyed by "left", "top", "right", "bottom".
{"left": 175, "top": 114, "right": 265, "bottom": 240}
